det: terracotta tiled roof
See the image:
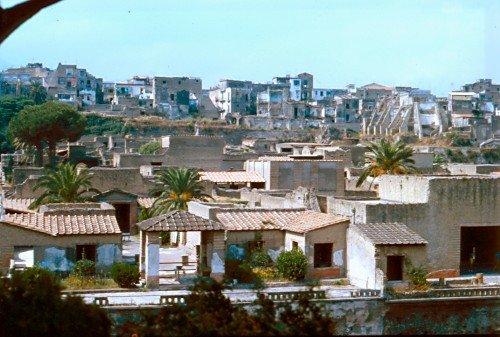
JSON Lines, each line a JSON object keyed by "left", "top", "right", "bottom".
{"left": 353, "top": 222, "right": 427, "bottom": 245}
{"left": 285, "top": 212, "right": 349, "bottom": 233}
{"left": 2, "top": 213, "right": 121, "bottom": 236}
{"left": 256, "top": 156, "right": 340, "bottom": 162}
{"left": 257, "top": 156, "right": 294, "bottom": 161}
{"left": 137, "top": 197, "right": 156, "bottom": 209}
{"left": 2, "top": 198, "right": 36, "bottom": 213}
{"left": 138, "top": 210, "right": 224, "bottom": 232}
{"left": 200, "top": 171, "right": 266, "bottom": 183}
{"left": 216, "top": 209, "right": 305, "bottom": 231}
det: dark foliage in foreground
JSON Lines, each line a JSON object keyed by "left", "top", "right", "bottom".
{"left": 0, "top": 267, "right": 111, "bottom": 337}
{"left": 139, "top": 277, "right": 336, "bottom": 336}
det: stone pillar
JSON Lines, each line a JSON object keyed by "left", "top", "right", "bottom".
{"left": 139, "top": 230, "right": 147, "bottom": 278}
{"left": 145, "top": 232, "right": 160, "bottom": 289}
{"left": 210, "top": 231, "right": 225, "bottom": 281}
{"left": 130, "top": 201, "right": 138, "bottom": 235}
{"left": 335, "top": 160, "right": 345, "bottom": 197}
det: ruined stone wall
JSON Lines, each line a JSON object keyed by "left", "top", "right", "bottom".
{"left": 162, "top": 136, "right": 225, "bottom": 171}
{"left": 270, "top": 161, "right": 341, "bottom": 194}
{"left": 333, "top": 176, "right": 500, "bottom": 271}
{"left": 106, "top": 296, "right": 498, "bottom": 336}
{"left": 226, "top": 230, "right": 285, "bottom": 261}
{"left": 384, "top": 298, "right": 499, "bottom": 335}
{"left": 113, "top": 153, "right": 168, "bottom": 167}
{"left": 378, "top": 175, "right": 430, "bottom": 203}
{"left": 12, "top": 167, "right": 45, "bottom": 187}
{"left": 89, "top": 167, "right": 157, "bottom": 195}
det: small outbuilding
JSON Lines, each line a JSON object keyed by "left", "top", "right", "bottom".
{"left": 0, "top": 202, "right": 122, "bottom": 275}
{"left": 347, "top": 222, "right": 428, "bottom": 289}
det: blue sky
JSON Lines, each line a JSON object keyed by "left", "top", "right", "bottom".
{"left": 0, "top": 0, "right": 499, "bottom": 96}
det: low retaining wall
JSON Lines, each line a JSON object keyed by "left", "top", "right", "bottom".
{"left": 103, "top": 288, "right": 499, "bottom": 336}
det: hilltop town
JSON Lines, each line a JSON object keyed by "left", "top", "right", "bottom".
{"left": 0, "top": 63, "right": 499, "bottom": 335}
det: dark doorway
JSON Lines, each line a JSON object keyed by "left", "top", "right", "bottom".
{"left": 460, "top": 226, "right": 500, "bottom": 274}
{"left": 76, "top": 244, "right": 96, "bottom": 262}
{"left": 314, "top": 243, "right": 333, "bottom": 268}
{"left": 113, "top": 203, "right": 131, "bottom": 233}
{"left": 387, "top": 255, "right": 404, "bottom": 281}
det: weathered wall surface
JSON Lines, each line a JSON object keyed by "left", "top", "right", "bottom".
{"left": 347, "top": 226, "right": 377, "bottom": 289}
{"left": 106, "top": 297, "right": 499, "bottom": 336}
{"left": 446, "top": 164, "right": 500, "bottom": 175}
{"left": 226, "top": 230, "right": 285, "bottom": 261}
{"left": 305, "top": 223, "right": 348, "bottom": 277}
{"left": 330, "top": 176, "right": 500, "bottom": 271}
{"left": 89, "top": 167, "right": 157, "bottom": 195}
{"left": 12, "top": 167, "right": 45, "bottom": 187}
{"left": 384, "top": 298, "right": 499, "bottom": 335}
{"left": 378, "top": 175, "right": 430, "bottom": 203}
{"left": 162, "top": 136, "right": 225, "bottom": 171}
{"left": 246, "top": 160, "right": 343, "bottom": 194}
{"left": 0, "top": 223, "right": 121, "bottom": 273}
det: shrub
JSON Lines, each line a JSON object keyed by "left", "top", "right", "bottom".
{"left": 252, "top": 267, "right": 280, "bottom": 281}
{"left": 138, "top": 141, "right": 161, "bottom": 155}
{"left": 110, "top": 263, "right": 140, "bottom": 288}
{"left": 276, "top": 249, "right": 308, "bottom": 281}
{"left": 481, "top": 147, "right": 500, "bottom": 164}
{"left": 404, "top": 259, "right": 429, "bottom": 290}
{"left": 0, "top": 267, "right": 111, "bottom": 336}
{"left": 250, "top": 250, "right": 273, "bottom": 268}
{"left": 224, "top": 259, "right": 261, "bottom": 286}
{"left": 72, "top": 258, "right": 96, "bottom": 277}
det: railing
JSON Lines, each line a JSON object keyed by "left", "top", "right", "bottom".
{"left": 94, "top": 297, "right": 109, "bottom": 306}
{"left": 160, "top": 295, "right": 188, "bottom": 305}
{"left": 351, "top": 289, "right": 381, "bottom": 298}
{"left": 265, "top": 290, "right": 326, "bottom": 301}
{"left": 388, "top": 286, "right": 500, "bottom": 300}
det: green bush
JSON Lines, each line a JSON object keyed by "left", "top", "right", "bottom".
{"left": 110, "top": 262, "right": 140, "bottom": 288}
{"left": 224, "top": 259, "right": 261, "bottom": 285}
{"left": 0, "top": 267, "right": 111, "bottom": 336}
{"left": 138, "top": 141, "right": 161, "bottom": 155}
{"left": 250, "top": 250, "right": 273, "bottom": 268}
{"left": 481, "top": 147, "right": 500, "bottom": 164}
{"left": 276, "top": 249, "right": 308, "bottom": 281}
{"left": 404, "top": 259, "right": 429, "bottom": 289}
{"left": 72, "top": 259, "right": 96, "bottom": 277}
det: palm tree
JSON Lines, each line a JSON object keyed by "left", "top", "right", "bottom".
{"left": 29, "top": 162, "right": 99, "bottom": 210}
{"left": 28, "top": 81, "right": 47, "bottom": 104}
{"left": 149, "top": 167, "right": 211, "bottom": 216}
{"left": 356, "top": 138, "right": 418, "bottom": 189}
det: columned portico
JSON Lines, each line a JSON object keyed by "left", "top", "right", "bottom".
{"left": 138, "top": 210, "right": 226, "bottom": 288}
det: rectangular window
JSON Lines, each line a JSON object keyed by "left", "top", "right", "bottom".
{"left": 170, "top": 94, "right": 175, "bottom": 101}
{"left": 314, "top": 243, "right": 332, "bottom": 268}
{"left": 292, "top": 241, "right": 299, "bottom": 250}
{"left": 76, "top": 244, "right": 96, "bottom": 262}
